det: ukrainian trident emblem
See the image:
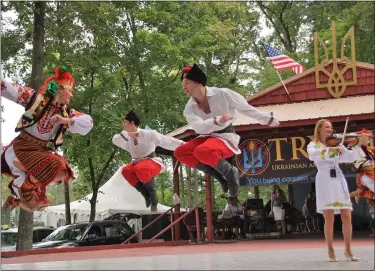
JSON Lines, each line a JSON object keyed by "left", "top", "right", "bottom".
{"left": 314, "top": 21, "right": 357, "bottom": 98}
{"left": 236, "top": 139, "right": 270, "bottom": 176}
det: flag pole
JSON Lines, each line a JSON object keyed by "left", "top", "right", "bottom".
{"left": 275, "top": 69, "right": 293, "bottom": 102}
{"left": 262, "top": 43, "right": 294, "bottom": 102}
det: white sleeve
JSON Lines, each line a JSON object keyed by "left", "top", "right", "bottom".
{"left": 112, "top": 131, "right": 130, "bottom": 151}
{"left": 338, "top": 145, "right": 366, "bottom": 163}
{"left": 148, "top": 130, "right": 184, "bottom": 151}
{"left": 66, "top": 109, "right": 94, "bottom": 135}
{"left": 222, "top": 88, "right": 278, "bottom": 127}
{"left": 183, "top": 106, "right": 230, "bottom": 134}
{"left": 307, "top": 142, "right": 366, "bottom": 163}
{"left": 1, "top": 80, "right": 35, "bottom": 107}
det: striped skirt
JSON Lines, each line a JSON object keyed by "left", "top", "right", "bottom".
{"left": 13, "top": 131, "right": 75, "bottom": 185}
{"left": 8, "top": 131, "right": 75, "bottom": 205}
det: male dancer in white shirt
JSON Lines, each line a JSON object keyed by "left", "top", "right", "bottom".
{"left": 113, "top": 110, "right": 184, "bottom": 212}
{"left": 175, "top": 64, "right": 280, "bottom": 201}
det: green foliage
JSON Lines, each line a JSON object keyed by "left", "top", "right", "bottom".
{"left": 256, "top": 1, "right": 304, "bottom": 53}
{"left": 1, "top": 175, "right": 13, "bottom": 204}
{"left": 300, "top": 2, "right": 374, "bottom": 65}
{"left": 45, "top": 182, "right": 65, "bottom": 205}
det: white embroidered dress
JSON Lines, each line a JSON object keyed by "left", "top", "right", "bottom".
{"left": 307, "top": 141, "right": 366, "bottom": 214}
{"left": 112, "top": 129, "right": 184, "bottom": 173}
{"left": 183, "top": 87, "right": 279, "bottom": 154}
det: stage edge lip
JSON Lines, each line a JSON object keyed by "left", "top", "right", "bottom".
{"left": 1, "top": 240, "right": 190, "bottom": 258}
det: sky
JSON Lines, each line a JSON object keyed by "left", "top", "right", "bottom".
{"left": 1, "top": 8, "right": 25, "bottom": 146}
{"left": 1, "top": 98, "right": 24, "bottom": 145}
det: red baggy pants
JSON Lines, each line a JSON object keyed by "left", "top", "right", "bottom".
{"left": 174, "top": 137, "right": 234, "bottom": 168}
{"left": 121, "top": 159, "right": 161, "bottom": 186}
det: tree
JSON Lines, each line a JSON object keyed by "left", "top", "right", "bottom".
{"left": 16, "top": 1, "right": 45, "bottom": 251}
{"left": 304, "top": 2, "right": 374, "bottom": 64}
{"left": 1, "top": 1, "right": 33, "bottom": 78}
{"left": 256, "top": 1, "right": 304, "bottom": 53}
{"left": 1, "top": 175, "right": 13, "bottom": 204}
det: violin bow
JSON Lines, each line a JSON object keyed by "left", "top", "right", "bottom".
{"left": 341, "top": 117, "right": 349, "bottom": 145}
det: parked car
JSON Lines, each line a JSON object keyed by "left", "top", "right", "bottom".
{"left": 1, "top": 226, "right": 56, "bottom": 251}
{"left": 32, "top": 220, "right": 137, "bottom": 249}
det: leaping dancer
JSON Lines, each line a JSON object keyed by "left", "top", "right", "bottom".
{"left": 1, "top": 66, "right": 94, "bottom": 212}
{"left": 348, "top": 129, "right": 374, "bottom": 202}
{"left": 112, "top": 110, "right": 184, "bottom": 212}
{"left": 174, "top": 64, "right": 279, "bottom": 204}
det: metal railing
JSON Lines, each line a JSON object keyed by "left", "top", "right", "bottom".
{"left": 146, "top": 201, "right": 202, "bottom": 243}
{"left": 122, "top": 204, "right": 177, "bottom": 244}
{"left": 122, "top": 201, "right": 203, "bottom": 244}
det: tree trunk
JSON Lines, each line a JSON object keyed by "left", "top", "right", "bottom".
{"left": 193, "top": 168, "right": 199, "bottom": 205}
{"left": 16, "top": 209, "right": 34, "bottom": 250}
{"left": 63, "top": 147, "right": 71, "bottom": 224}
{"left": 179, "top": 165, "right": 184, "bottom": 207}
{"left": 87, "top": 155, "right": 96, "bottom": 222}
{"left": 29, "top": 1, "right": 45, "bottom": 89}
{"left": 89, "top": 192, "right": 98, "bottom": 222}
{"left": 64, "top": 181, "right": 71, "bottom": 224}
{"left": 186, "top": 166, "right": 192, "bottom": 208}
{"left": 89, "top": 148, "right": 117, "bottom": 222}
{"left": 17, "top": 1, "right": 45, "bottom": 251}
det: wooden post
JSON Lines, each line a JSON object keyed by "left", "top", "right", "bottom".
{"left": 172, "top": 157, "right": 181, "bottom": 241}
{"left": 311, "top": 183, "right": 315, "bottom": 193}
{"left": 288, "top": 184, "right": 293, "bottom": 202}
{"left": 205, "top": 173, "right": 213, "bottom": 242}
{"left": 254, "top": 186, "right": 260, "bottom": 198}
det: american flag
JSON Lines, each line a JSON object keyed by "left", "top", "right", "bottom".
{"left": 264, "top": 44, "right": 305, "bottom": 74}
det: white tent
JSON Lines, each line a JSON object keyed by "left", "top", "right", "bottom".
{"left": 39, "top": 167, "right": 174, "bottom": 228}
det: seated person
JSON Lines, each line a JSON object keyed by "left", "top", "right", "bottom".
{"left": 217, "top": 198, "right": 246, "bottom": 239}
{"left": 218, "top": 200, "right": 244, "bottom": 220}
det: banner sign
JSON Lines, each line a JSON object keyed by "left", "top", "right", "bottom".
{"left": 235, "top": 134, "right": 372, "bottom": 186}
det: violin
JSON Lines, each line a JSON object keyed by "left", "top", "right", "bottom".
{"left": 326, "top": 129, "right": 373, "bottom": 147}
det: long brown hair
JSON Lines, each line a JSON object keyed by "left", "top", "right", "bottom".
{"left": 272, "top": 185, "right": 286, "bottom": 200}
{"left": 313, "top": 119, "right": 332, "bottom": 143}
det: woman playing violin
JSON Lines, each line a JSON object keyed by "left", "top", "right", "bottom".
{"left": 307, "top": 119, "right": 368, "bottom": 262}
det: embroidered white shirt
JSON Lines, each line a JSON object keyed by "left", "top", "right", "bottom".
{"left": 183, "top": 86, "right": 279, "bottom": 154}
{"left": 112, "top": 128, "right": 184, "bottom": 172}
{"left": 1, "top": 80, "right": 93, "bottom": 140}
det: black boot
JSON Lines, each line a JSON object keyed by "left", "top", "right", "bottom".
{"left": 134, "top": 182, "right": 151, "bottom": 208}
{"left": 144, "top": 178, "right": 158, "bottom": 212}
{"left": 196, "top": 163, "right": 228, "bottom": 193}
{"left": 214, "top": 159, "right": 239, "bottom": 198}
{"left": 227, "top": 156, "right": 244, "bottom": 178}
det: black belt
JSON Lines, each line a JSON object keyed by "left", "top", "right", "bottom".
{"left": 132, "top": 152, "right": 156, "bottom": 164}
{"left": 145, "top": 152, "right": 156, "bottom": 159}
{"left": 215, "top": 124, "right": 235, "bottom": 134}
